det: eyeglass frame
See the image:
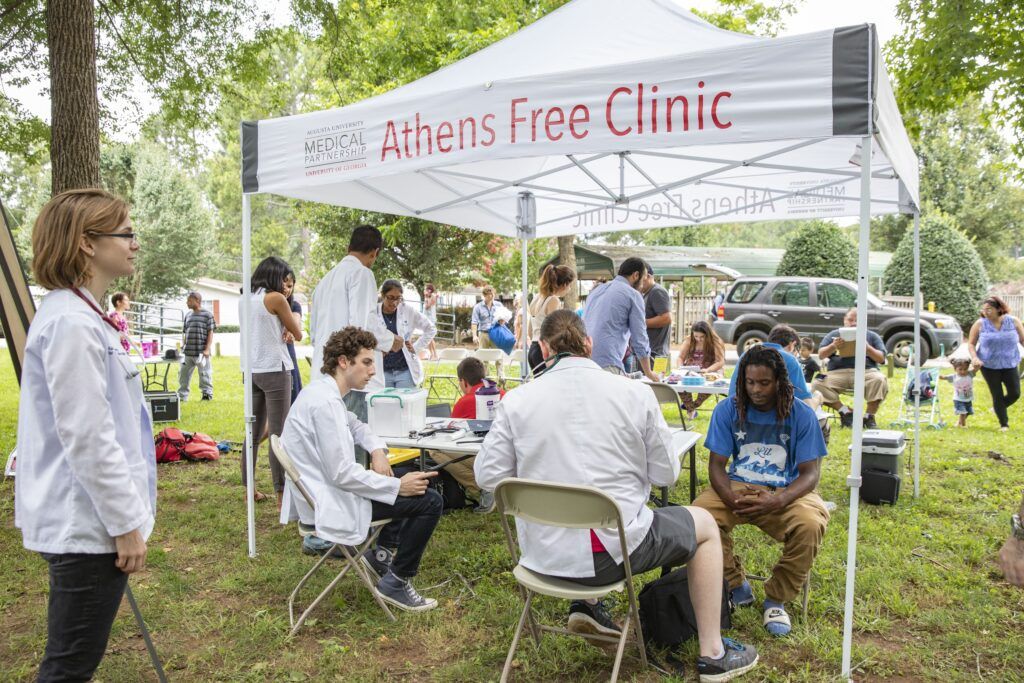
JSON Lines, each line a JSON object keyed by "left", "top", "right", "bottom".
{"left": 88, "top": 231, "right": 139, "bottom": 243}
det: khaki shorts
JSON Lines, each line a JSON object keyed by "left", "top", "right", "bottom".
{"left": 811, "top": 368, "right": 888, "bottom": 403}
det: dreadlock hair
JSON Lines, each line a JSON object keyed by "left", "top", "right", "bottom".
{"left": 732, "top": 344, "right": 794, "bottom": 428}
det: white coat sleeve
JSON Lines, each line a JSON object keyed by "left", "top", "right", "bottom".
{"left": 314, "top": 402, "right": 399, "bottom": 504}
{"left": 474, "top": 399, "right": 518, "bottom": 491}
{"left": 411, "top": 307, "right": 436, "bottom": 352}
{"left": 346, "top": 409, "right": 388, "bottom": 454}
{"left": 641, "top": 389, "right": 681, "bottom": 487}
{"left": 355, "top": 270, "right": 394, "bottom": 352}
{"left": 42, "top": 315, "right": 151, "bottom": 538}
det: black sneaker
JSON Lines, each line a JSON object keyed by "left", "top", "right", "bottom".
{"left": 375, "top": 572, "right": 437, "bottom": 612}
{"left": 360, "top": 545, "right": 394, "bottom": 582}
{"left": 863, "top": 414, "right": 877, "bottom": 429}
{"left": 568, "top": 600, "right": 620, "bottom": 651}
{"left": 839, "top": 410, "right": 854, "bottom": 428}
{"left": 696, "top": 637, "right": 759, "bottom": 682}
{"left": 201, "top": 394, "right": 213, "bottom": 401}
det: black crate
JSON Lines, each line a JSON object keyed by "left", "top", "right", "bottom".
{"left": 146, "top": 392, "right": 179, "bottom": 423}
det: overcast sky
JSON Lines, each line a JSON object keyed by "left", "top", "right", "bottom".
{"left": 4, "top": 0, "right": 902, "bottom": 133}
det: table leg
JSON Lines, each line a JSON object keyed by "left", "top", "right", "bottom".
{"left": 689, "top": 445, "right": 697, "bottom": 503}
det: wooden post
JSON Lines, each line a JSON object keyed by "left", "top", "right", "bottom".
{"left": 887, "top": 353, "right": 895, "bottom": 378}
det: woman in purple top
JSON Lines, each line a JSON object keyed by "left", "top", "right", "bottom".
{"left": 968, "top": 296, "right": 1024, "bottom": 431}
{"left": 108, "top": 291, "right": 131, "bottom": 352}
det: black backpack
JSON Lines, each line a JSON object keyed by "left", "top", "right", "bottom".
{"left": 394, "top": 463, "right": 470, "bottom": 511}
{"left": 638, "top": 566, "right": 732, "bottom": 647}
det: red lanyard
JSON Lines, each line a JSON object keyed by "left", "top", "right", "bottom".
{"left": 72, "top": 288, "right": 122, "bottom": 334}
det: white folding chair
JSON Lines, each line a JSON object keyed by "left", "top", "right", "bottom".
{"left": 503, "top": 348, "right": 530, "bottom": 388}
{"left": 425, "top": 347, "right": 470, "bottom": 402}
{"left": 494, "top": 478, "right": 648, "bottom": 683}
{"left": 270, "top": 435, "right": 396, "bottom": 634}
{"left": 473, "top": 347, "right": 507, "bottom": 383}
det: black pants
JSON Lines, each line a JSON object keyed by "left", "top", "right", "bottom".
{"left": 371, "top": 489, "right": 443, "bottom": 579}
{"left": 37, "top": 553, "right": 128, "bottom": 683}
{"left": 980, "top": 366, "right": 1021, "bottom": 427}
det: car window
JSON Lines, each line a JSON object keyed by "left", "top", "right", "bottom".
{"left": 728, "top": 281, "right": 765, "bottom": 303}
{"left": 770, "top": 282, "right": 810, "bottom": 307}
{"left": 816, "top": 283, "right": 857, "bottom": 309}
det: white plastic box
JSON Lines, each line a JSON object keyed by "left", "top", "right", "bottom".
{"left": 367, "top": 387, "right": 428, "bottom": 437}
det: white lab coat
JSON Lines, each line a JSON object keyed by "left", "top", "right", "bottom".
{"left": 309, "top": 254, "right": 395, "bottom": 391}
{"left": 279, "top": 374, "right": 398, "bottom": 545}
{"left": 375, "top": 302, "right": 437, "bottom": 386}
{"left": 474, "top": 356, "right": 678, "bottom": 578}
{"left": 15, "top": 289, "right": 157, "bottom": 554}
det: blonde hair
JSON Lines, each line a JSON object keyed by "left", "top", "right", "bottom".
{"left": 31, "top": 189, "right": 129, "bottom": 291}
{"left": 481, "top": 285, "right": 495, "bottom": 296}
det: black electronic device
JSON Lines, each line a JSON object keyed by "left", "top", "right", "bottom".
{"left": 861, "top": 468, "right": 900, "bottom": 505}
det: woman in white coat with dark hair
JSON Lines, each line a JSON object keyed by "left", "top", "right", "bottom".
{"left": 376, "top": 279, "right": 437, "bottom": 388}
{"left": 16, "top": 188, "right": 157, "bottom": 682}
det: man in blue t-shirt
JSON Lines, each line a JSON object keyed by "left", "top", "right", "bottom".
{"left": 728, "top": 325, "right": 815, "bottom": 406}
{"left": 695, "top": 345, "right": 829, "bottom": 637}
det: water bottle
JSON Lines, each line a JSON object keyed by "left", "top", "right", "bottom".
{"left": 475, "top": 379, "right": 501, "bottom": 420}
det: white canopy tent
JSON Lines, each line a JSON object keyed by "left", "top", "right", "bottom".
{"left": 239, "top": 1, "right": 925, "bottom": 677}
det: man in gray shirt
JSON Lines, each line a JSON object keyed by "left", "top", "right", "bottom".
{"left": 642, "top": 264, "right": 672, "bottom": 358}
{"left": 584, "top": 257, "right": 660, "bottom": 381}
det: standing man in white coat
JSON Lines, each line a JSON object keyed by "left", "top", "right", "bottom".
{"left": 376, "top": 279, "right": 437, "bottom": 388}
{"left": 475, "top": 310, "right": 758, "bottom": 682}
{"left": 310, "top": 225, "right": 402, "bottom": 432}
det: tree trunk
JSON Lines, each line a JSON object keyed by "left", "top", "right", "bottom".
{"left": 47, "top": 0, "right": 101, "bottom": 194}
{"left": 557, "top": 234, "right": 578, "bottom": 309}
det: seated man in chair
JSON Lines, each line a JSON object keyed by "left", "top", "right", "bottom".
{"left": 695, "top": 345, "right": 829, "bottom": 637}
{"left": 280, "top": 327, "right": 442, "bottom": 612}
{"left": 475, "top": 310, "right": 758, "bottom": 681}
{"left": 812, "top": 307, "right": 889, "bottom": 429}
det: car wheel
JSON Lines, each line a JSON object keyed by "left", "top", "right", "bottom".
{"left": 885, "top": 332, "right": 930, "bottom": 368}
{"left": 736, "top": 329, "right": 768, "bottom": 354}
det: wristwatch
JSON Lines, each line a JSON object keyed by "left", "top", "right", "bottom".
{"left": 1012, "top": 514, "right": 1024, "bottom": 541}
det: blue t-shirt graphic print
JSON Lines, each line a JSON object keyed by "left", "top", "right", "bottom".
{"left": 704, "top": 398, "right": 827, "bottom": 488}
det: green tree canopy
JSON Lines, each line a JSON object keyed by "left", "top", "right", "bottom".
{"left": 882, "top": 210, "right": 988, "bottom": 328}
{"left": 775, "top": 221, "right": 857, "bottom": 280}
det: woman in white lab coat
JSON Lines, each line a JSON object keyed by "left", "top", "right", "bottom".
{"left": 375, "top": 280, "right": 437, "bottom": 388}
{"left": 15, "top": 189, "right": 157, "bottom": 682}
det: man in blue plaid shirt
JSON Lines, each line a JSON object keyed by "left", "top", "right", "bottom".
{"left": 178, "top": 291, "right": 216, "bottom": 401}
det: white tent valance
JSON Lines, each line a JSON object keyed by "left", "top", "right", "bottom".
{"left": 242, "top": 2, "right": 918, "bottom": 236}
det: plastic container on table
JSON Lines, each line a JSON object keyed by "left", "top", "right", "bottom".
{"left": 367, "top": 387, "right": 428, "bottom": 437}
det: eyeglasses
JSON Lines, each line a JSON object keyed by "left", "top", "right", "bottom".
{"left": 89, "top": 231, "right": 139, "bottom": 243}
{"left": 384, "top": 295, "right": 403, "bottom": 303}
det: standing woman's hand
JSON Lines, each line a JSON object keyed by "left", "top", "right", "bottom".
{"left": 114, "top": 529, "right": 147, "bottom": 574}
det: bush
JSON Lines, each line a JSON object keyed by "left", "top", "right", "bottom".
{"left": 776, "top": 221, "right": 857, "bottom": 280}
{"left": 216, "top": 325, "right": 240, "bottom": 334}
{"left": 882, "top": 211, "right": 988, "bottom": 328}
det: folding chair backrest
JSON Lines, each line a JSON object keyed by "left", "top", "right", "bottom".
{"left": 507, "top": 348, "right": 526, "bottom": 365}
{"left": 270, "top": 434, "right": 316, "bottom": 509}
{"left": 494, "top": 478, "right": 623, "bottom": 530}
{"left": 473, "top": 348, "right": 506, "bottom": 364}
{"left": 438, "top": 348, "right": 469, "bottom": 362}
{"left": 647, "top": 382, "right": 683, "bottom": 408}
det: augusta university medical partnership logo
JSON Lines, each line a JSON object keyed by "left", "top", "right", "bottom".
{"left": 304, "top": 121, "right": 368, "bottom": 177}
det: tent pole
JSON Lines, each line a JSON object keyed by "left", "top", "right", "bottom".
{"left": 913, "top": 212, "right": 921, "bottom": 498}
{"left": 841, "top": 134, "right": 872, "bottom": 679}
{"left": 516, "top": 192, "right": 536, "bottom": 379}
{"left": 241, "top": 193, "right": 256, "bottom": 558}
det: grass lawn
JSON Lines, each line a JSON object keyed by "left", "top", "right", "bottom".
{"left": 1, "top": 353, "right": 1023, "bottom": 682}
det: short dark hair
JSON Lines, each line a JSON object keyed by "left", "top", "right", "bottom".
{"left": 618, "top": 257, "right": 646, "bottom": 279}
{"left": 187, "top": 290, "right": 202, "bottom": 302}
{"left": 646, "top": 263, "right": 655, "bottom": 276}
{"left": 251, "top": 256, "right": 295, "bottom": 295}
{"left": 380, "top": 279, "right": 402, "bottom": 297}
{"left": 457, "top": 357, "right": 486, "bottom": 386}
{"left": 799, "top": 337, "right": 815, "bottom": 350}
{"left": 767, "top": 324, "right": 799, "bottom": 348}
{"left": 321, "top": 327, "right": 377, "bottom": 376}
{"left": 111, "top": 291, "right": 128, "bottom": 308}
{"left": 349, "top": 225, "right": 383, "bottom": 254}
{"left": 982, "top": 295, "right": 1010, "bottom": 316}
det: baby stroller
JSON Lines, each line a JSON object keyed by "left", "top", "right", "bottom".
{"left": 891, "top": 362, "right": 945, "bottom": 430}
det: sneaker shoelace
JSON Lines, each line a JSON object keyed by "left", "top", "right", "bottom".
{"left": 401, "top": 581, "right": 428, "bottom": 606}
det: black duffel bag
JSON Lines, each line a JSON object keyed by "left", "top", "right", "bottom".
{"left": 638, "top": 566, "right": 732, "bottom": 648}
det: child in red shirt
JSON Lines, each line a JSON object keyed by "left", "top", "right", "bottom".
{"left": 451, "top": 357, "right": 505, "bottom": 418}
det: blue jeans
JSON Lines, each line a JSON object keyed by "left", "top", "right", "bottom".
{"left": 37, "top": 553, "right": 128, "bottom": 682}
{"left": 384, "top": 367, "right": 415, "bottom": 388}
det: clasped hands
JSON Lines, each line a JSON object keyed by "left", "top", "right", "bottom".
{"left": 369, "top": 449, "right": 436, "bottom": 496}
{"left": 728, "top": 484, "right": 785, "bottom": 516}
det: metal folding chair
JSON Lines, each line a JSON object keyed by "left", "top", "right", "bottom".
{"left": 270, "top": 435, "right": 396, "bottom": 634}
{"left": 494, "top": 478, "right": 648, "bottom": 683}
{"left": 504, "top": 348, "right": 530, "bottom": 388}
{"left": 473, "top": 347, "right": 507, "bottom": 383}
{"left": 425, "top": 347, "right": 469, "bottom": 402}
{"left": 646, "top": 382, "right": 697, "bottom": 503}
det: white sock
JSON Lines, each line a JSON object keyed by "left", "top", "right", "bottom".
{"left": 709, "top": 640, "right": 725, "bottom": 660}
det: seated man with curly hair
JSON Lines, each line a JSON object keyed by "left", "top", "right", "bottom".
{"left": 694, "top": 345, "right": 829, "bottom": 637}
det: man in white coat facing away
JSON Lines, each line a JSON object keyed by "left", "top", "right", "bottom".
{"left": 280, "top": 326, "right": 442, "bottom": 612}
{"left": 474, "top": 310, "right": 759, "bottom": 682}
{"left": 310, "top": 225, "right": 403, "bottom": 412}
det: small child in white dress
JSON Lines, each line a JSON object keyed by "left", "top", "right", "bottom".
{"left": 941, "top": 358, "right": 975, "bottom": 428}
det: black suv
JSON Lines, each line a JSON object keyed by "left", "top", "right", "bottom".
{"left": 713, "top": 276, "right": 962, "bottom": 366}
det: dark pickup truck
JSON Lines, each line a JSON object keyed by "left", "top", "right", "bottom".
{"left": 713, "top": 276, "right": 962, "bottom": 366}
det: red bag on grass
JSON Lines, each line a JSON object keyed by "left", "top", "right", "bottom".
{"left": 183, "top": 432, "right": 219, "bottom": 461}
{"left": 154, "top": 429, "right": 220, "bottom": 463}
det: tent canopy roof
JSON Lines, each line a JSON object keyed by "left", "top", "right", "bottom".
{"left": 242, "top": 0, "right": 919, "bottom": 238}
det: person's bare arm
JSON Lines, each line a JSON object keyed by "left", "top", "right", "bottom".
{"left": 265, "top": 292, "right": 303, "bottom": 340}
{"left": 865, "top": 338, "right": 886, "bottom": 364}
{"left": 1014, "top": 317, "right": 1024, "bottom": 345}
{"left": 998, "top": 491, "right": 1024, "bottom": 586}
{"left": 967, "top": 320, "right": 983, "bottom": 369}
{"left": 818, "top": 335, "right": 840, "bottom": 360}
{"left": 708, "top": 453, "right": 744, "bottom": 510}
{"left": 647, "top": 311, "right": 672, "bottom": 328}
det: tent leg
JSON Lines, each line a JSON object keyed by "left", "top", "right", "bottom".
{"left": 521, "top": 237, "right": 529, "bottom": 379}
{"left": 912, "top": 212, "right": 921, "bottom": 498}
{"left": 841, "top": 133, "right": 872, "bottom": 680}
{"left": 516, "top": 192, "right": 536, "bottom": 380}
{"left": 242, "top": 193, "right": 257, "bottom": 559}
